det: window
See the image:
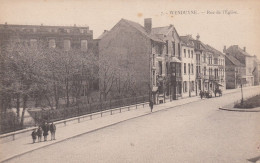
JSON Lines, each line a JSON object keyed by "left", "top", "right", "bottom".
{"left": 214, "top": 58, "right": 218, "bottom": 65}
{"left": 188, "top": 50, "right": 190, "bottom": 58}
{"left": 188, "top": 63, "right": 190, "bottom": 74}
{"left": 158, "top": 61, "right": 162, "bottom": 75}
{"left": 183, "top": 81, "right": 187, "bottom": 93}
{"left": 172, "top": 41, "right": 175, "bottom": 56}
{"left": 153, "top": 71, "right": 155, "bottom": 85}
{"left": 184, "top": 49, "right": 186, "bottom": 58}
{"left": 178, "top": 43, "right": 180, "bottom": 57}
{"left": 191, "top": 50, "right": 193, "bottom": 58}
{"left": 184, "top": 63, "right": 186, "bottom": 74}
{"left": 191, "top": 64, "right": 194, "bottom": 74}
{"left": 166, "top": 40, "right": 168, "bottom": 54}
{"left": 204, "top": 67, "right": 206, "bottom": 75}
{"left": 64, "top": 39, "right": 71, "bottom": 51}
{"left": 30, "top": 39, "right": 37, "bottom": 47}
{"left": 153, "top": 54, "right": 155, "bottom": 66}
{"left": 49, "top": 39, "right": 56, "bottom": 48}
{"left": 191, "top": 81, "right": 194, "bottom": 91}
{"left": 81, "top": 40, "right": 88, "bottom": 51}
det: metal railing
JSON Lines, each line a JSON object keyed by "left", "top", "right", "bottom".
{"left": 0, "top": 97, "right": 149, "bottom": 143}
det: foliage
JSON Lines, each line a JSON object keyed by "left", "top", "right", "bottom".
{"left": 234, "top": 94, "right": 260, "bottom": 109}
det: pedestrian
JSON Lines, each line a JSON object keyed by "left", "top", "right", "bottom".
{"left": 50, "top": 122, "right": 56, "bottom": 140}
{"left": 31, "top": 129, "right": 37, "bottom": 144}
{"left": 149, "top": 100, "right": 154, "bottom": 112}
{"left": 42, "top": 122, "right": 49, "bottom": 141}
{"left": 199, "top": 90, "right": 203, "bottom": 99}
{"left": 37, "top": 126, "right": 43, "bottom": 142}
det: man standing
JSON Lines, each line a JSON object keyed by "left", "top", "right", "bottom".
{"left": 42, "top": 122, "right": 49, "bottom": 141}
{"left": 50, "top": 122, "right": 56, "bottom": 140}
{"left": 37, "top": 126, "right": 43, "bottom": 142}
{"left": 149, "top": 100, "right": 154, "bottom": 112}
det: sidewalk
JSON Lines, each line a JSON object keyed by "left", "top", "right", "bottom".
{"left": 0, "top": 86, "right": 256, "bottom": 162}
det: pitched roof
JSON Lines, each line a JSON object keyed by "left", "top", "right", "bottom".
{"left": 227, "top": 45, "right": 252, "bottom": 57}
{"left": 225, "top": 54, "right": 245, "bottom": 67}
{"left": 180, "top": 35, "right": 195, "bottom": 47}
{"left": 151, "top": 26, "right": 173, "bottom": 35}
{"left": 205, "top": 44, "right": 224, "bottom": 56}
{"left": 122, "top": 19, "right": 164, "bottom": 43}
{"left": 97, "top": 30, "right": 109, "bottom": 40}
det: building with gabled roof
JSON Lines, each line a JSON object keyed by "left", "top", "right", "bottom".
{"left": 98, "top": 18, "right": 166, "bottom": 103}
{"left": 225, "top": 53, "right": 246, "bottom": 89}
{"left": 151, "top": 24, "right": 182, "bottom": 101}
{"left": 225, "top": 45, "right": 255, "bottom": 86}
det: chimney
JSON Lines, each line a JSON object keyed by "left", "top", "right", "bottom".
{"left": 223, "top": 46, "right": 226, "bottom": 53}
{"left": 243, "top": 47, "right": 246, "bottom": 52}
{"left": 144, "top": 18, "right": 152, "bottom": 34}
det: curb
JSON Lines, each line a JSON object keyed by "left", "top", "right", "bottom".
{"left": 219, "top": 107, "right": 260, "bottom": 112}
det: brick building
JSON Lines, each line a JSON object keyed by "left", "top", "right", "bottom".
{"left": 98, "top": 18, "right": 166, "bottom": 103}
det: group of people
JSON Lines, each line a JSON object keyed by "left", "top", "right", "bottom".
{"left": 31, "top": 122, "right": 56, "bottom": 144}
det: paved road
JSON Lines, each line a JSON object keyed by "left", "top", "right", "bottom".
{"left": 5, "top": 88, "right": 260, "bottom": 163}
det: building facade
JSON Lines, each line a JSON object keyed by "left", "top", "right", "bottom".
{"left": 152, "top": 25, "right": 182, "bottom": 101}
{"left": 98, "top": 18, "right": 166, "bottom": 103}
{"left": 0, "top": 23, "right": 94, "bottom": 51}
{"left": 180, "top": 35, "right": 196, "bottom": 98}
{"left": 225, "top": 54, "right": 246, "bottom": 89}
{"left": 225, "top": 45, "right": 254, "bottom": 87}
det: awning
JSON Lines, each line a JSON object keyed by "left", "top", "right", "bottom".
{"left": 216, "top": 83, "right": 224, "bottom": 87}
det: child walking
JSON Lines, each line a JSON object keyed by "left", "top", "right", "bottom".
{"left": 31, "top": 129, "right": 37, "bottom": 144}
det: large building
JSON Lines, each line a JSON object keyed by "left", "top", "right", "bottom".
{"left": 0, "top": 23, "right": 94, "bottom": 52}
{"left": 0, "top": 23, "right": 99, "bottom": 100}
{"left": 98, "top": 18, "right": 166, "bottom": 103}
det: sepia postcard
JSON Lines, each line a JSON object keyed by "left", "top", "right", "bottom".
{"left": 0, "top": 0, "right": 260, "bottom": 162}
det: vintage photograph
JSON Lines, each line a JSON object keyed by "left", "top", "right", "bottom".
{"left": 0, "top": 0, "right": 260, "bottom": 162}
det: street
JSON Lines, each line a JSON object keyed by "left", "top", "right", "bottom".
{"left": 4, "top": 87, "right": 260, "bottom": 163}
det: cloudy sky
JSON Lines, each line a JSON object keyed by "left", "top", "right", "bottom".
{"left": 1, "top": 0, "right": 259, "bottom": 58}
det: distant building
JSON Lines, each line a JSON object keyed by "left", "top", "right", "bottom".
{"left": 225, "top": 53, "right": 246, "bottom": 89}
{"left": 0, "top": 23, "right": 99, "bottom": 91}
{"left": 204, "top": 44, "right": 226, "bottom": 91}
{"left": 225, "top": 45, "right": 254, "bottom": 86}
{"left": 0, "top": 23, "right": 94, "bottom": 52}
